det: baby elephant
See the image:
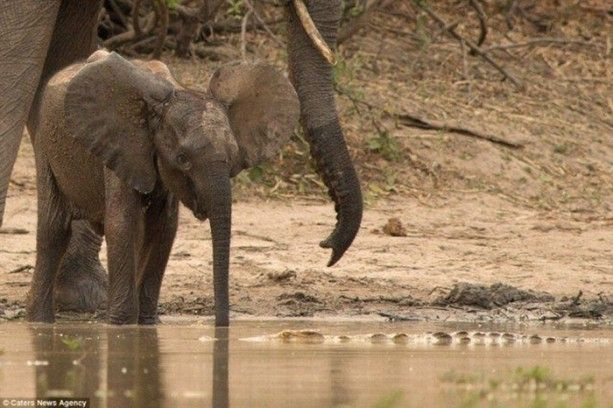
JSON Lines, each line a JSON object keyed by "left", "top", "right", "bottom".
{"left": 27, "top": 51, "right": 299, "bottom": 326}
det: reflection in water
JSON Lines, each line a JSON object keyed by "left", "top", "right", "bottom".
{"left": 213, "top": 328, "right": 229, "bottom": 408}
{"left": 30, "top": 326, "right": 101, "bottom": 401}
{"left": 106, "top": 327, "right": 163, "bottom": 408}
{"left": 0, "top": 322, "right": 609, "bottom": 407}
{"left": 25, "top": 325, "right": 230, "bottom": 408}
{"left": 329, "top": 356, "right": 352, "bottom": 407}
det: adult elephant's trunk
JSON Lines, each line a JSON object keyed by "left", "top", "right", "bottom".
{"left": 202, "top": 163, "right": 232, "bottom": 327}
{"left": 287, "top": 0, "right": 363, "bottom": 267}
{"left": 0, "top": 1, "right": 60, "bottom": 226}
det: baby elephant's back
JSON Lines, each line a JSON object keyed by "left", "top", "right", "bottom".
{"left": 37, "top": 64, "right": 106, "bottom": 223}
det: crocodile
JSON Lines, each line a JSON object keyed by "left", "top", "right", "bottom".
{"left": 240, "top": 330, "right": 611, "bottom": 346}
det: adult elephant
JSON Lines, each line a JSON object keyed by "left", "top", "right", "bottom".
{"left": 0, "top": 0, "right": 362, "bottom": 312}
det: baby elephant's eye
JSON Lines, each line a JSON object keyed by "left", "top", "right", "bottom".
{"left": 176, "top": 153, "right": 192, "bottom": 170}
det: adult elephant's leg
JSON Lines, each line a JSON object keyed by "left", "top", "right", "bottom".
{"left": 0, "top": 1, "right": 60, "bottom": 227}
{"left": 287, "top": 0, "right": 363, "bottom": 267}
{"left": 26, "top": 0, "right": 107, "bottom": 312}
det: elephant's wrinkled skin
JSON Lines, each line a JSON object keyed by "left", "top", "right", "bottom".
{"left": 28, "top": 52, "right": 299, "bottom": 325}
{"left": 0, "top": 0, "right": 363, "bottom": 319}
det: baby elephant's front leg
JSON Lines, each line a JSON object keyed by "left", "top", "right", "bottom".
{"left": 137, "top": 195, "right": 178, "bottom": 324}
{"left": 104, "top": 171, "right": 142, "bottom": 324}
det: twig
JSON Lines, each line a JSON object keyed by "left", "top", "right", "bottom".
{"left": 152, "top": 0, "right": 168, "bottom": 59}
{"left": 240, "top": 10, "right": 253, "bottom": 60}
{"left": 397, "top": 112, "right": 524, "bottom": 148}
{"left": 132, "top": 0, "right": 142, "bottom": 37}
{"left": 468, "top": 0, "right": 487, "bottom": 54}
{"left": 0, "top": 227, "right": 28, "bottom": 235}
{"left": 414, "top": 1, "right": 524, "bottom": 89}
{"left": 460, "top": 39, "right": 471, "bottom": 93}
{"left": 483, "top": 37, "right": 601, "bottom": 52}
{"left": 9, "top": 265, "right": 33, "bottom": 274}
{"left": 571, "top": 290, "right": 583, "bottom": 305}
{"left": 103, "top": 11, "right": 156, "bottom": 48}
{"left": 244, "top": 0, "right": 284, "bottom": 47}
{"left": 338, "top": 0, "right": 393, "bottom": 45}
{"left": 108, "top": 0, "right": 130, "bottom": 28}
{"left": 505, "top": 0, "right": 518, "bottom": 30}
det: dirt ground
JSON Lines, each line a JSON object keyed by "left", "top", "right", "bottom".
{"left": 1, "top": 133, "right": 611, "bottom": 323}
{"left": 0, "top": 2, "right": 611, "bottom": 323}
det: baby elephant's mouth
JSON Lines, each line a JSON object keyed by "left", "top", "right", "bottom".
{"left": 192, "top": 199, "right": 207, "bottom": 220}
{"left": 194, "top": 210, "right": 208, "bottom": 221}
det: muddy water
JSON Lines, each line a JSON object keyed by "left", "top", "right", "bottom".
{"left": 0, "top": 320, "right": 611, "bottom": 407}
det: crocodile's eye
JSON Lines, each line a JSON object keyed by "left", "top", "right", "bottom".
{"left": 176, "top": 152, "right": 192, "bottom": 171}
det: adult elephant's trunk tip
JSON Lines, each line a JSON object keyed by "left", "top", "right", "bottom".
{"left": 318, "top": 160, "right": 363, "bottom": 267}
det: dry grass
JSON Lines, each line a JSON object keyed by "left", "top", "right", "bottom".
{"left": 165, "top": 0, "right": 612, "bottom": 215}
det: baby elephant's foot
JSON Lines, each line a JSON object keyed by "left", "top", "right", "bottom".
{"left": 108, "top": 308, "right": 139, "bottom": 325}
{"left": 25, "top": 299, "right": 55, "bottom": 323}
{"left": 54, "top": 261, "right": 107, "bottom": 313}
{"left": 138, "top": 314, "right": 161, "bottom": 325}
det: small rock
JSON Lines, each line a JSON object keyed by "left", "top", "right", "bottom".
{"left": 382, "top": 218, "right": 407, "bottom": 237}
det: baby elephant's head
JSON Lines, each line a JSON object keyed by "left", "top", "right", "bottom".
{"left": 64, "top": 52, "right": 299, "bottom": 220}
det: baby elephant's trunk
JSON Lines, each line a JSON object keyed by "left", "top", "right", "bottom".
{"left": 203, "top": 162, "right": 232, "bottom": 327}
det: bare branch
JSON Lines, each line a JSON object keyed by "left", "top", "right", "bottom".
{"left": 244, "top": 0, "right": 284, "bottom": 47}
{"left": 133, "top": 0, "right": 142, "bottom": 37}
{"left": 152, "top": 0, "right": 169, "bottom": 59}
{"left": 414, "top": 1, "right": 524, "bottom": 90}
{"left": 468, "top": 0, "right": 487, "bottom": 54}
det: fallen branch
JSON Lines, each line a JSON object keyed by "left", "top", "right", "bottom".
{"left": 9, "top": 265, "right": 33, "bottom": 274}
{"left": 397, "top": 112, "right": 524, "bottom": 148}
{"left": 336, "top": 85, "right": 523, "bottom": 149}
{"left": 0, "top": 227, "right": 28, "bottom": 235}
{"left": 414, "top": 1, "right": 524, "bottom": 89}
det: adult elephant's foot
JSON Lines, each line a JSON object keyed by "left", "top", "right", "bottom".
{"left": 54, "top": 220, "right": 108, "bottom": 312}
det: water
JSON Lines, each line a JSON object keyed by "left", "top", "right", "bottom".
{"left": 0, "top": 320, "right": 611, "bottom": 407}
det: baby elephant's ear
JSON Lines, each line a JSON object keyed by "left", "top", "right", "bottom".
{"left": 208, "top": 62, "right": 300, "bottom": 172}
{"left": 65, "top": 52, "right": 174, "bottom": 194}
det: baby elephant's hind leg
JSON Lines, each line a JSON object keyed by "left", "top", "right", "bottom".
{"left": 54, "top": 220, "right": 107, "bottom": 312}
{"left": 137, "top": 196, "right": 178, "bottom": 325}
{"left": 27, "top": 163, "right": 72, "bottom": 323}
